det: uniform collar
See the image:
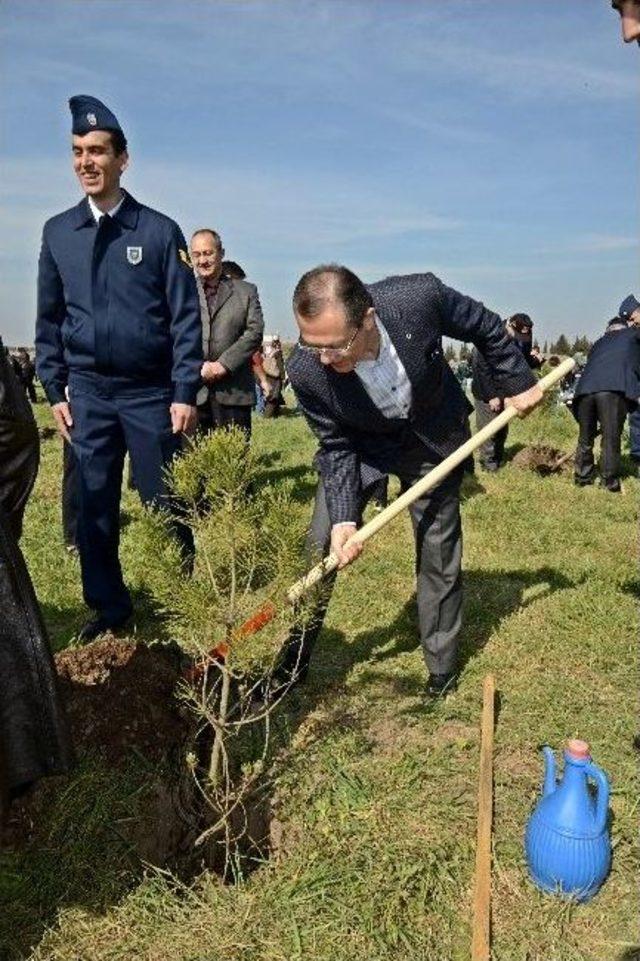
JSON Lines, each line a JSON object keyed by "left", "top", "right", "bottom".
{"left": 87, "top": 192, "right": 125, "bottom": 222}
{"left": 73, "top": 190, "right": 140, "bottom": 230}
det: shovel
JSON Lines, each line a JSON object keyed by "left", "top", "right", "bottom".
{"left": 216, "top": 357, "right": 575, "bottom": 649}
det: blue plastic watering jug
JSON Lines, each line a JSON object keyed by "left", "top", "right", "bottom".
{"left": 525, "top": 739, "right": 611, "bottom": 902}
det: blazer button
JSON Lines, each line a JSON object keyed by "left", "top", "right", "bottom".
{"left": 406, "top": 333, "right": 412, "bottom": 339}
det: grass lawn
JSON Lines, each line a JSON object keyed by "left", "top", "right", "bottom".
{"left": 1, "top": 391, "right": 638, "bottom": 961}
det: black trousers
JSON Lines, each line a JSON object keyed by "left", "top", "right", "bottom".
{"left": 197, "top": 397, "right": 252, "bottom": 438}
{"left": 574, "top": 391, "right": 628, "bottom": 487}
{"left": 474, "top": 397, "right": 508, "bottom": 468}
{"left": 280, "top": 444, "right": 464, "bottom": 681}
{"left": 628, "top": 407, "right": 640, "bottom": 462}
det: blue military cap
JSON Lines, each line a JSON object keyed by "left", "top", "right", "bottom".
{"left": 618, "top": 293, "right": 640, "bottom": 320}
{"left": 69, "top": 95, "right": 123, "bottom": 136}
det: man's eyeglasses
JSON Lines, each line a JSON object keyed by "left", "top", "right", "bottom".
{"left": 297, "top": 325, "right": 361, "bottom": 359}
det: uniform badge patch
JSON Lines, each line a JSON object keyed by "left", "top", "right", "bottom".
{"left": 179, "top": 248, "right": 192, "bottom": 268}
{"left": 87, "top": 112, "right": 97, "bottom": 126}
{"left": 127, "top": 246, "right": 143, "bottom": 265}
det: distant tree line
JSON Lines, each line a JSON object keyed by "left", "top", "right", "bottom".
{"left": 444, "top": 333, "right": 592, "bottom": 364}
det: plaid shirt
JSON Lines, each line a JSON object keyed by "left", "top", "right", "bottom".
{"left": 355, "top": 315, "right": 411, "bottom": 419}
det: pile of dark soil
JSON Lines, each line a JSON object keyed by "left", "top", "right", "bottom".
{"left": 55, "top": 637, "right": 188, "bottom": 766}
{"left": 511, "top": 445, "right": 573, "bottom": 476}
{"left": 5, "top": 639, "right": 197, "bottom": 865}
{"left": 5, "top": 639, "right": 273, "bottom": 871}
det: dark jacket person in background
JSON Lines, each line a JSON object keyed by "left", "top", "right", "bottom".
{"left": 191, "top": 230, "right": 264, "bottom": 438}
{"left": 471, "top": 313, "right": 543, "bottom": 471}
{"left": 16, "top": 349, "right": 37, "bottom": 403}
{"left": 573, "top": 316, "right": 640, "bottom": 492}
{"left": 262, "top": 334, "right": 287, "bottom": 418}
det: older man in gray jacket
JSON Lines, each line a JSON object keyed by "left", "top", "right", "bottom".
{"left": 190, "top": 229, "right": 264, "bottom": 437}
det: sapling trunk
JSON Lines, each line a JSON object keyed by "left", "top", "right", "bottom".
{"left": 208, "top": 497, "right": 237, "bottom": 790}
{"left": 208, "top": 655, "right": 231, "bottom": 788}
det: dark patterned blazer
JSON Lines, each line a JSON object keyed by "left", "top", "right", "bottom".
{"left": 287, "top": 272, "right": 536, "bottom": 525}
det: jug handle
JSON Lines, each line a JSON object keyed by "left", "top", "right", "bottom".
{"left": 542, "top": 746, "right": 556, "bottom": 796}
{"left": 585, "top": 761, "right": 610, "bottom": 835}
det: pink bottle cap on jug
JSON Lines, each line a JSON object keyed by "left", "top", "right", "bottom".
{"left": 566, "top": 739, "right": 590, "bottom": 760}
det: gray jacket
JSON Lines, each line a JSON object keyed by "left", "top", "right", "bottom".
{"left": 196, "top": 275, "right": 264, "bottom": 407}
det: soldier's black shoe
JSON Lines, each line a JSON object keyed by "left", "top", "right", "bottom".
{"left": 574, "top": 476, "right": 595, "bottom": 487}
{"left": 425, "top": 672, "right": 458, "bottom": 700}
{"left": 603, "top": 480, "right": 621, "bottom": 493}
{"left": 78, "top": 612, "right": 133, "bottom": 642}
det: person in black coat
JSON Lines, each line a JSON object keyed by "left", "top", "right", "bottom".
{"left": 0, "top": 341, "right": 39, "bottom": 542}
{"left": 471, "top": 313, "right": 543, "bottom": 471}
{"left": 572, "top": 316, "right": 640, "bottom": 492}
{"left": 0, "top": 338, "right": 72, "bottom": 821}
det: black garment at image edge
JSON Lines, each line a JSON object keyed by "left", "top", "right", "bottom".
{"left": 0, "top": 508, "right": 74, "bottom": 800}
{"left": 0, "top": 339, "right": 73, "bottom": 802}
{"left": 0, "top": 338, "right": 39, "bottom": 540}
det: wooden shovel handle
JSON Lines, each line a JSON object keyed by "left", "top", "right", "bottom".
{"left": 287, "top": 358, "right": 575, "bottom": 603}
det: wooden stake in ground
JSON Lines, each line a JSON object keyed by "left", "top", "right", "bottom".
{"left": 472, "top": 674, "right": 496, "bottom": 961}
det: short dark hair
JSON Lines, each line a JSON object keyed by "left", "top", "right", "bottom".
{"left": 508, "top": 313, "right": 533, "bottom": 332}
{"left": 108, "top": 129, "right": 128, "bottom": 156}
{"left": 191, "top": 228, "right": 223, "bottom": 251}
{"left": 293, "top": 264, "right": 373, "bottom": 329}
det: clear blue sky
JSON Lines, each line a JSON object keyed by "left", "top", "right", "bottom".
{"left": 1, "top": 0, "right": 638, "bottom": 347}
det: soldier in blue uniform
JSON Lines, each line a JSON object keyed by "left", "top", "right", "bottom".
{"left": 35, "top": 96, "right": 202, "bottom": 640}
{"left": 619, "top": 294, "right": 640, "bottom": 475}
